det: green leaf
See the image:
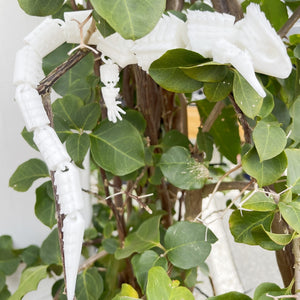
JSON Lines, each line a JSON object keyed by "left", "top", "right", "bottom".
{"left": 257, "top": 90, "right": 274, "bottom": 118}
{"left": 8, "top": 265, "right": 48, "bottom": 300}
{"left": 123, "top": 110, "right": 147, "bottom": 135}
{"left": 285, "top": 149, "right": 300, "bottom": 193}
{"left": 40, "top": 228, "right": 62, "bottom": 265}
{"left": 182, "top": 62, "right": 228, "bottom": 83}
{"left": 21, "top": 127, "right": 38, "bottom": 151}
{"left": 52, "top": 95, "right": 84, "bottom": 130}
{"left": 203, "top": 71, "right": 233, "bottom": 102}
{"left": 233, "top": 70, "right": 263, "bottom": 119}
{"left": 75, "top": 268, "right": 103, "bottom": 300}
{"left": 229, "top": 210, "right": 275, "bottom": 245}
{"left": 0, "top": 250, "right": 20, "bottom": 276}
{"left": 74, "top": 103, "right": 101, "bottom": 131}
{"left": 0, "top": 236, "right": 13, "bottom": 250}
{"left": 0, "top": 285, "right": 11, "bottom": 300}
{"left": 184, "top": 268, "right": 198, "bottom": 288}
{"left": 132, "top": 250, "right": 168, "bottom": 292}
{"left": 93, "top": 11, "right": 115, "bottom": 38}
{"left": 17, "top": 0, "right": 64, "bottom": 16}
{"left": 159, "top": 146, "right": 208, "bottom": 190}
{"left": 253, "top": 121, "right": 286, "bottom": 161}
{"left": 241, "top": 191, "right": 277, "bottom": 212}
{"left": 149, "top": 49, "right": 206, "bottom": 93}
{"left": 279, "top": 202, "right": 300, "bottom": 233}
{"left": 197, "top": 101, "right": 240, "bottom": 163}
{"left": 146, "top": 266, "right": 194, "bottom": 300}
{"left": 251, "top": 225, "right": 285, "bottom": 251}
{"left": 43, "top": 44, "right": 95, "bottom": 100}
{"left": 208, "top": 292, "right": 251, "bottom": 300}
{"left": 164, "top": 221, "right": 216, "bottom": 269}
{"left": 261, "top": 0, "right": 288, "bottom": 31}
{"left": 9, "top": 159, "right": 49, "bottom": 192}
{"left": 242, "top": 147, "right": 287, "bottom": 187}
{"left": 115, "top": 215, "right": 162, "bottom": 259}
{"left": 0, "top": 271, "right": 5, "bottom": 293}
{"left": 114, "top": 284, "right": 139, "bottom": 299}
{"left": 289, "top": 97, "right": 300, "bottom": 142}
{"left": 66, "top": 133, "right": 90, "bottom": 168}
{"left": 53, "top": 116, "right": 72, "bottom": 143}
{"left": 196, "top": 130, "right": 214, "bottom": 161}
{"left": 35, "top": 181, "right": 56, "bottom": 229}
{"left": 161, "top": 130, "right": 191, "bottom": 152}
{"left": 20, "top": 245, "right": 40, "bottom": 267}
{"left": 253, "top": 282, "right": 282, "bottom": 300}
{"left": 102, "top": 238, "right": 119, "bottom": 254}
{"left": 261, "top": 227, "right": 294, "bottom": 246}
{"left": 90, "top": 0, "right": 166, "bottom": 40}
{"left": 90, "top": 119, "right": 145, "bottom": 176}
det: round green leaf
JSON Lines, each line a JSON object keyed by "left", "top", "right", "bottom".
{"left": 253, "top": 282, "right": 282, "bottom": 300}
{"left": 0, "top": 236, "right": 13, "bottom": 250}
{"left": 90, "top": 0, "right": 166, "bottom": 40}
{"left": 242, "top": 147, "right": 287, "bottom": 187}
{"left": 208, "top": 292, "right": 251, "bottom": 300}
{"left": 74, "top": 103, "right": 101, "bottom": 131}
{"left": 161, "top": 130, "right": 191, "bottom": 152}
{"left": 289, "top": 97, "right": 300, "bottom": 143}
{"left": 257, "top": 90, "right": 274, "bottom": 118}
{"left": 90, "top": 119, "right": 145, "bottom": 176}
{"left": 122, "top": 110, "right": 146, "bottom": 135}
{"left": 233, "top": 70, "right": 263, "bottom": 119}
{"left": 75, "top": 268, "right": 103, "bottom": 300}
{"left": 182, "top": 62, "right": 228, "bottom": 83}
{"left": 9, "top": 266, "right": 48, "bottom": 300}
{"left": 203, "top": 71, "right": 233, "bottom": 102}
{"left": 132, "top": 250, "right": 168, "bottom": 292}
{"left": 241, "top": 191, "right": 277, "bottom": 212}
{"left": 170, "top": 286, "right": 194, "bottom": 300}
{"left": 253, "top": 121, "right": 286, "bottom": 161}
{"left": 66, "top": 133, "right": 90, "bottom": 168}
{"left": 9, "top": 159, "right": 49, "bottom": 192}
{"left": 115, "top": 215, "right": 162, "bottom": 259}
{"left": 0, "top": 250, "right": 20, "bottom": 275}
{"left": 159, "top": 146, "right": 208, "bottom": 190}
{"left": 35, "top": 181, "right": 56, "bottom": 229}
{"left": 229, "top": 210, "right": 275, "bottom": 245}
{"left": 279, "top": 202, "right": 300, "bottom": 233}
{"left": 149, "top": 49, "right": 206, "bottom": 93}
{"left": 164, "top": 221, "right": 216, "bottom": 269}
{"left": 17, "top": 0, "right": 64, "bottom": 16}
{"left": 285, "top": 148, "right": 300, "bottom": 193}
{"left": 40, "top": 228, "right": 62, "bottom": 265}
{"left": 20, "top": 245, "right": 40, "bottom": 267}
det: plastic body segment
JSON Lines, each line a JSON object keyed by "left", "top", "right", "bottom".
{"left": 63, "top": 212, "right": 85, "bottom": 300}
{"left": 13, "top": 46, "right": 44, "bottom": 87}
{"left": 15, "top": 84, "right": 50, "bottom": 131}
{"left": 24, "top": 18, "right": 66, "bottom": 58}
{"left": 54, "top": 163, "right": 84, "bottom": 215}
{"left": 33, "top": 126, "right": 71, "bottom": 171}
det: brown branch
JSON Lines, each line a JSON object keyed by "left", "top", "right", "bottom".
{"left": 37, "top": 50, "right": 89, "bottom": 95}
{"left": 229, "top": 93, "right": 252, "bottom": 144}
{"left": 211, "top": 0, "right": 243, "bottom": 20}
{"left": 293, "top": 238, "right": 300, "bottom": 298}
{"left": 202, "top": 101, "right": 225, "bottom": 133}
{"left": 78, "top": 250, "right": 107, "bottom": 272}
{"left": 70, "top": 0, "right": 78, "bottom": 10}
{"left": 278, "top": 5, "right": 300, "bottom": 39}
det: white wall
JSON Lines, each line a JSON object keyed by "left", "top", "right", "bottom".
{"left": 0, "top": 1, "right": 50, "bottom": 248}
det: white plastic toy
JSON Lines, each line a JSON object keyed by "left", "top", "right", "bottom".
{"left": 54, "top": 163, "right": 84, "bottom": 215}
{"left": 186, "top": 3, "right": 292, "bottom": 97}
{"left": 100, "top": 57, "right": 125, "bottom": 123}
{"left": 62, "top": 211, "right": 85, "bottom": 300}
{"left": 33, "top": 126, "right": 71, "bottom": 171}
{"left": 24, "top": 18, "right": 66, "bottom": 58}
{"left": 12, "top": 3, "right": 293, "bottom": 300}
{"left": 13, "top": 46, "right": 44, "bottom": 87}
{"left": 132, "top": 13, "right": 187, "bottom": 72}
{"left": 15, "top": 84, "right": 50, "bottom": 131}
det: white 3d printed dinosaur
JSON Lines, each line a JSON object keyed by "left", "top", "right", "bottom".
{"left": 13, "top": 4, "right": 292, "bottom": 299}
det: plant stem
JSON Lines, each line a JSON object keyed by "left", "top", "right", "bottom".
{"left": 202, "top": 101, "right": 225, "bottom": 133}
{"left": 211, "top": 0, "right": 243, "bottom": 20}
{"left": 278, "top": 5, "right": 300, "bottom": 38}
{"left": 293, "top": 237, "right": 300, "bottom": 298}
